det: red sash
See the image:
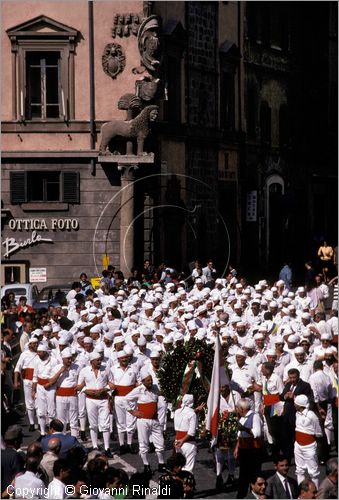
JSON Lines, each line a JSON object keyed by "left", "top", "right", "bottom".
{"left": 295, "top": 431, "right": 316, "bottom": 445}
{"left": 137, "top": 402, "right": 157, "bottom": 419}
{"left": 263, "top": 394, "right": 280, "bottom": 406}
{"left": 176, "top": 430, "right": 188, "bottom": 440}
{"left": 37, "top": 377, "right": 49, "bottom": 386}
{"left": 115, "top": 384, "right": 135, "bottom": 396}
{"left": 56, "top": 386, "right": 77, "bottom": 397}
{"left": 22, "top": 368, "right": 34, "bottom": 380}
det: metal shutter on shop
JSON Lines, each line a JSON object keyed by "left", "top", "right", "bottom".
{"left": 62, "top": 172, "right": 80, "bottom": 203}
{"left": 10, "top": 172, "right": 27, "bottom": 203}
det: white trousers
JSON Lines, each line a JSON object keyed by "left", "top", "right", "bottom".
{"left": 137, "top": 418, "right": 165, "bottom": 465}
{"left": 114, "top": 396, "right": 136, "bottom": 434}
{"left": 78, "top": 391, "right": 87, "bottom": 431}
{"left": 23, "top": 380, "right": 35, "bottom": 424}
{"left": 86, "top": 398, "right": 110, "bottom": 432}
{"left": 56, "top": 395, "right": 79, "bottom": 437}
{"left": 294, "top": 441, "right": 320, "bottom": 488}
{"left": 36, "top": 385, "right": 56, "bottom": 434}
{"left": 158, "top": 396, "right": 168, "bottom": 431}
{"left": 176, "top": 442, "right": 197, "bottom": 472}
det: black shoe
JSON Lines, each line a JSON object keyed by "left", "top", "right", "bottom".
{"left": 80, "top": 431, "right": 87, "bottom": 442}
{"left": 29, "top": 424, "right": 35, "bottom": 432}
{"left": 216, "top": 475, "right": 224, "bottom": 492}
{"left": 149, "top": 442, "right": 155, "bottom": 453}
{"left": 119, "top": 445, "right": 127, "bottom": 455}
{"left": 144, "top": 465, "right": 152, "bottom": 477}
{"left": 158, "top": 464, "right": 166, "bottom": 473}
{"left": 105, "top": 449, "right": 113, "bottom": 458}
{"left": 225, "top": 474, "right": 235, "bottom": 486}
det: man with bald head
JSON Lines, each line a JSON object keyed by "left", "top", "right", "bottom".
{"left": 40, "top": 437, "right": 61, "bottom": 482}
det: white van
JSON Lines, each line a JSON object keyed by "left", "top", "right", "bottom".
{"left": 1, "top": 283, "right": 39, "bottom": 306}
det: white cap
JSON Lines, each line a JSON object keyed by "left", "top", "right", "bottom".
{"left": 269, "top": 301, "right": 278, "bottom": 308}
{"left": 288, "top": 335, "right": 299, "bottom": 343}
{"left": 89, "top": 351, "right": 101, "bottom": 361}
{"left": 254, "top": 333, "right": 264, "bottom": 340}
{"left": 140, "top": 366, "right": 151, "bottom": 380}
{"left": 235, "top": 348, "right": 247, "bottom": 357}
{"left": 244, "top": 339, "right": 255, "bottom": 349}
{"left": 294, "top": 346, "right": 305, "bottom": 354}
{"left": 123, "top": 345, "right": 134, "bottom": 356}
{"left": 295, "top": 395, "right": 309, "bottom": 408}
{"left": 43, "top": 325, "right": 52, "bottom": 332}
{"left": 187, "top": 320, "right": 198, "bottom": 331}
{"left": 301, "top": 313, "right": 311, "bottom": 320}
{"left": 104, "top": 332, "right": 114, "bottom": 341}
{"left": 163, "top": 335, "right": 174, "bottom": 344}
{"left": 61, "top": 348, "right": 72, "bottom": 358}
{"left": 83, "top": 337, "right": 93, "bottom": 344}
{"left": 297, "top": 287, "right": 305, "bottom": 293}
{"left": 321, "top": 333, "right": 331, "bottom": 340}
{"left": 37, "top": 343, "right": 49, "bottom": 352}
{"left": 114, "top": 336, "right": 125, "bottom": 345}
{"left": 28, "top": 337, "right": 39, "bottom": 344}
{"left": 266, "top": 349, "right": 276, "bottom": 356}
{"left": 150, "top": 350, "right": 161, "bottom": 358}
{"left": 80, "top": 310, "right": 89, "bottom": 317}
{"left": 137, "top": 337, "right": 147, "bottom": 347}
{"left": 89, "top": 324, "right": 102, "bottom": 334}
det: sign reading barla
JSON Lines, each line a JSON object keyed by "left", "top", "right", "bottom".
{"left": 2, "top": 218, "right": 80, "bottom": 258}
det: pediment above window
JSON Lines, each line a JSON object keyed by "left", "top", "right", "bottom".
{"left": 7, "top": 15, "right": 78, "bottom": 42}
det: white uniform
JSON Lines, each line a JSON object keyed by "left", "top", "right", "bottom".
{"left": 14, "top": 350, "right": 37, "bottom": 425}
{"left": 174, "top": 404, "right": 198, "bottom": 472}
{"left": 33, "top": 355, "right": 58, "bottom": 435}
{"left": 283, "top": 360, "right": 312, "bottom": 383}
{"left": 121, "top": 384, "right": 165, "bottom": 466}
{"left": 294, "top": 408, "right": 322, "bottom": 487}
{"left": 109, "top": 364, "right": 138, "bottom": 446}
{"left": 78, "top": 365, "right": 111, "bottom": 450}
{"left": 53, "top": 362, "right": 80, "bottom": 436}
{"left": 148, "top": 364, "right": 168, "bottom": 431}
{"left": 77, "top": 350, "right": 92, "bottom": 432}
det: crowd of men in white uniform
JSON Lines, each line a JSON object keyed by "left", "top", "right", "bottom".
{"left": 3, "top": 271, "right": 339, "bottom": 498}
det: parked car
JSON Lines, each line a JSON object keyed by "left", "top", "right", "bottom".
{"left": 1, "top": 283, "right": 39, "bottom": 306}
{"left": 32, "top": 283, "right": 72, "bottom": 310}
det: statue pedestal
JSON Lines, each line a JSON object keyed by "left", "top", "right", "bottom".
{"left": 98, "top": 154, "right": 155, "bottom": 277}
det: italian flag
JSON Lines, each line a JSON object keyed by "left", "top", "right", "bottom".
{"left": 206, "top": 335, "right": 220, "bottom": 441}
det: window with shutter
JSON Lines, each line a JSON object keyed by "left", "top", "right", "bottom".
{"left": 62, "top": 172, "right": 80, "bottom": 203}
{"left": 10, "top": 172, "right": 27, "bottom": 204}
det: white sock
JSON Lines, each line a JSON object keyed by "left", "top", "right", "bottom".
{"left": 27, "top": 409, "right": 35, "bottom": 425}
{"left": 103, "top": 431, "right": 110, "bottom": 450}
{"left": 90, "top": 429, "right": 98, "bottom": 448}
{"left": 118, "top": 431, "right": 125, "bottom": 446}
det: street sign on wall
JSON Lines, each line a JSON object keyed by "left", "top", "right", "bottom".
{"left": 29, "top": 267, "right": 47, "bottom": 283}
{"left": 246, "top": 191, "right": 257, "bottom": 222}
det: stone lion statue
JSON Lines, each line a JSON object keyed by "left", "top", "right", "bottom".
{"left": 99, "top": 105, "right": 159, "bottom": 156}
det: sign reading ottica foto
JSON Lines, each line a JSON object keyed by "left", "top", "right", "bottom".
{"left": 2, "top": 218, "right": 80, "bottom": 258}
{"left": 29, "top": 268, "right": 47, "bottom": 283}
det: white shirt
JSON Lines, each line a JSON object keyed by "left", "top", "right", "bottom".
{"left": 295, "top": 408, "right": 322, "bottom": 437}
{"left": 46, "top": 478, "right": 66, "bottom": 499}
{"left": 78, "top": 364, "right": 109, "bottom": 390}
{"left": 261, "top": 373, "right": 284, "bottom": 394}
{"left": 174, "top": 406, "right": 197, "bottom": 436}
{"left": 231, "top": 363, "right": 258, "bottom": 392}
{"left": 14, "top": 350, "right": 38, "bottom": 374}
{"left": 309, "top": 370, "right": 333, "bottom": 403}
{"left": 52, "top": 362, "right": 80, "bottom": 388}
{"left": 238, "top": 410, "right": 262, "bottom": 439}
{"left": 109, "top": 364, "right": 138, "bottom": 388}
{"left": 13, "top": 471, "right": 46, "bottom": 499}
{"left": 220, "top": 391, "right": 240, "bottom": 413}
{"left": 33, "top": 356, "right": 59, "bottom": 383}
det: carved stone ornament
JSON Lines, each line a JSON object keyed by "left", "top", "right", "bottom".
{"left": 137, "top": 15, "right": 162, "bottom": 73}
{"left": 102, "top": 43, "right": 126, "bottom": 79}
{"left": 135, "top": 76, "right": 160, "bottom": 101}
{"left": 99, "top": 105, "right": 159, "bottom": 156}
{"left": 111, "top": 12, "right": 142, "bottom": 38}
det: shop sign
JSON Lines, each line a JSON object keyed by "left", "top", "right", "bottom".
{"left": 3, "top": 218, "right": 80, "bottom": 258}
{"left": 29, "top": 267, "right": 47, "bottom": 283}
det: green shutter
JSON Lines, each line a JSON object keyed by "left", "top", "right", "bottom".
{"left": 10, "top": 172, "right": 27, "bottom": 204}
{"left": 62, "top": 172, "right": 79, "bottom": 203}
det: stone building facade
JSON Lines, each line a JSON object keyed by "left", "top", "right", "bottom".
{"left": 1, "top": 1, "right": 337, "bottom": 286}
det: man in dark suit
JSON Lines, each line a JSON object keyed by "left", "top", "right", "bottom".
{"left": 265, "top": 455, "right": 298, "bottom": 499}
{"left": 40, "top": 419, "right": 86, "bottom": 459}
{"left": 280, "top": 368, "right": 314, "bottom": 460}
{"left": 245, "top": 474, "right": 266, "bottom": 499}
